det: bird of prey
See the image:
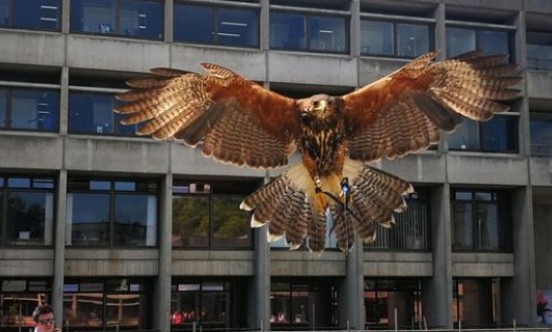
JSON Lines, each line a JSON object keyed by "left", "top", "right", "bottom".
{"left": 114, "top": 50, "right": 520, "bottom": 253}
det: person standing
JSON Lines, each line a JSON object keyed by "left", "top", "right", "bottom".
{"left": 32, "top": 305, "right": 61, "bottom": 332}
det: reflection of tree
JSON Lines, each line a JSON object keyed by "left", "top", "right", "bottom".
{"left": 213, "top": 195, "right": 249, "bottom": 238}
{"left": 8, "top": 193, "right": 44, "bottom": 238}
{"left": 173, "top": 196, "right": 209, "bottom": 237}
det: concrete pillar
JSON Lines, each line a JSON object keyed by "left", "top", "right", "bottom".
{"left": 342, "top": 238, "right": 364, "bottom": 330}
{"left": 164, "top": 0, "right": 174, "bottom": 43}
{"left": 61, "top": 0, "right": 70, "bottom": 34}
{"left": 252, "top": 171, "right": 271, "bottom": 331}
{"left": 350, "top": 0, "right": 360, "bottom": 58}
{"left": 52, "top": 170, "right": 67, "bottom": 323}
{"left": 153, "top": 173, "right": 173, "bottom": 331}
{"left": 59, "top": 67, "right": 69, "bottom": 136}
{"left": 502, "top": 187, "right": 536, "bottom": 326}
{"left": 422, "top": 184, "right": 452, "bottom": 328}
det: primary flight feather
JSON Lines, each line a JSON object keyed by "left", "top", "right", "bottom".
{"left": 115, "top": 50, "right": 520, "bottom": 252}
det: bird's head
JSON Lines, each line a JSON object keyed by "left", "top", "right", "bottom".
{"left": 298, "top": 94, "right": 334, "bottom": 120}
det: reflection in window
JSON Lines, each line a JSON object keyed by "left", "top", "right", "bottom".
{"left": 174, "top": 4, "right": 259, "bottom": 47}
{"left": 69, "top": 92, "right": 136, "bottom": 136}
{"left": 452, "top": 278, "right": 499, "bottom": 328}
{"left": 63, "top": 278, "right": 151, "bottom": 330}
{"left": 270, "top": 12, "right": 348, "bottom": 53}
{"left": 446, "top": 26, "right": 513, "bottom": 59}
{"left": 0, "top": 0, "right": 60, "bottom": 31}
{"left": 366, "top": 191, "right": 430, "bottom": 251}
{"left": 527, "top": 31, "right": 552, "bottom": 70}
{"left": 0, "top": 279, "right": 50, "bottom": 330}
{"left": 448, "top": 116, "right": 518, "bottom": 153}
{"left": 172, "top": 180, "right": 255, "bottom": 249}
{"left": 270, "top": 278, "right": 338, "bottom": 329}
{"left": 451, "top": 189, "right": 512, "bottom": 252}
{"left": 0, "top": 87, "right": 59, "bottom": 132}
{"left": 365, "top": 279, "right": 422, "bottom": 329}
{"left": 0, "top": 176, "right": 55, "bottom": 247}
{"left": 530, "top": 112, "right": 552, "bottom": 157}
{"left": 361, "top": 20, "right": 432, "bottom": 58}
{"left": 66, "top": 178, "right": 158, "bottom": 247}
{"left": 70, "top": 0, "right": 163, "bottom": 39}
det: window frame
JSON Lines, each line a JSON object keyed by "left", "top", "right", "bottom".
{"left": 448, "top": 114, "right": 519, "bottom": 153}
{"left": 0, "top": 0, "right": 61, "bottom": 31}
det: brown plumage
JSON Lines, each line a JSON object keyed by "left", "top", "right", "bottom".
{"left": 114, "top": 50, "right": 521, "bottom": 253}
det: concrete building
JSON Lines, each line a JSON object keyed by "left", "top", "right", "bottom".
{"left": 0, "top": 0, "right": 551, "bottom": 331}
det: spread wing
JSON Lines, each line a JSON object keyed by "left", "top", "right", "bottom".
{"left": 114, "top": 64, "right": 301, "bottom": 168}
{"left": 342, "top": 50, "right": 521, "bottom": 161}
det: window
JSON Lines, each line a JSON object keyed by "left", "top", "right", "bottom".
{"left": 0, "top": 176, "right": 55, "bottom": 247}
{"left": 365, "top": 279, "right": 423, "bottom": 329}
{"left": 174, "top": 3, "right": 259, "bottom": 47}
{"left": 68, "top": 91, "right": 136, "bottom": 136}
{"left": 172, "top": 180, "right": 256, "bottom": 249}
{"left": 530, "top": 111, "right": 552, "bottom": 157}
{"left": 448, "top": 115, "right": 518, "bottom": 153}
{"left": 63, "top": 278, "right": 151, "bottom": 330}
{"left": 0, "top": 0, "right": 60, "bottom": 31}
{"left": 270, "top": 278, "right": 338, "bottom": 330}
{"left": 360, "top": 19, "right": 433, "bottom": 58}
{"left": 70, "top": 0, "right": 163, "bottom": 39}
{"left": 446, "top": 26, "right": 514, "bottom": 59}
{"left": 365, "top": 191, "right": 430, "bottom": 251}
{"left": 527, "top": 31, "right": 552, "bottom": 70}
{"left": 451, "top": 190, "right": 512, "bottom": 252}
{"left": 0, "top": 279, "right": 50, "bottom": 331}
{"left": 270, "top": 11, "right": 348, "bottom": 53}
{"left": 0, "top": 87, "right": 59, "bottom": 132}
{"left": 452, "top": 278, "right": 499, "bottom": 328}
{"left": 171, "top": 279, "right": 249, "bottom": 330}
{"left": 66, "top": 178, "right": 158, "bottom": 247}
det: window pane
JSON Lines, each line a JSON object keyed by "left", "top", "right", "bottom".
{"left": 270, "top": 12, "right": 306, "bottom": 50}
{"left": 453, "top": 202, "right": 473, "bottom": 250}
{"left": 527, "top": 32, "right": 552, "bottom": 70}
{"left": 105, "top": 294, "right": 141, "bottom": 328}
{"left": 202, "top": 291, "right": 229, "bottom": 326}
{"left": 477, "top": 203, "right": 499, "bottom": 250}
{"left": 11, "top": 89, "right": 59, "bottom": 131}
{"left": 119, "top": 0, "right": 163, "bottom": 39}
{"left": 212, "top": 194, "right": 251, "bottom": 248}
{"left": 69, "top": 92, "right": 116, "bottom": 134}
{"left": 217, "top": 8, "right": 259, "bottom": 47}
{"left": 397, "top": 23, "right": 430, "bottom": 57}
{"left": 0, "top": 88, "right": 6, "bottom": 128}
{"left": 6, "top": 192, "right": 54, "bottom": 246}
{"left": 172, "top": 195, "right": 209, "bottom": 247}
{"left": 481, "top": 116, "right": 517, "bottom": 152}
{"left": 446, "top": 27, "right": 476, "bottom": 57}
{"left": 477, "top": 30, "right": 510, "bottom": 56}
{"left": 63, "top": 293, "right": 104, "bottom": 328}
{"left": 0, "top": 0, "right": 8, "bottom": 27}
{"left": 114, "top": 194, "right": 157, "bottom": 247}
{"left": 530, "top": 112, "right": 552, "bottom": 156}
{"left": 67, "top": 193, "right": 110, "bottom": 246}
{"left": 360, "top": 20, "right": 393, "bottom": 55}
{"left": 2, "top": 290, "right": 49, "bottom": 327}
{"left": 71, "top": 0, "right": 114, "bottom": 34}
{"left": 448, "top": 120, "right": 480, "bottom": 151}
{"left": 309, "top": 15, "right": 347, "bottom": 53}
{"left": 174, "top": 4, "right": 214, "bottom": 44}
{"left": 13, "top": 0, "right": 60, "bottom": 30}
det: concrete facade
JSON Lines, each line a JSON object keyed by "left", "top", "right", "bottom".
{"left": 0, "top": 0, "right": 551, "bottom": 330}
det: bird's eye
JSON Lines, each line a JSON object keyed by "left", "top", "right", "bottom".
{"left": 313, "top": 101, "right": 319, "bottom": 108}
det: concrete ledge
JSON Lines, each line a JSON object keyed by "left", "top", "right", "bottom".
{"left": 270, "top": 250, "right": 346, "bottom": 276}
{"left": 172, "top": 250, "right": 254, "bottom": 275}
{"left": 0, "top": 134, "right": 63, "bottom": 170}
{"left": 363, "top": 251, "right": 433, "bottom": 276}
{"left": 527, "top": 70, "right": 552, "bottom": 100}
{"left": 0, "top": 249, "right": 54, "bottom": 276}
{"left": 452, "top": 252, "right": 514, "bottom": 277}
{"left": 530, "top": 158, "right": 552, "bottom": 187}
{"left": 382, "top": 153, "right": 446, "bottom": 184}
{"left": 65, "top": 249, "right": 158, "bottom": 276}
{"left": 446, "top": 154, "right": 528, "bottom": 185}
{"left": 0, "top": 29, "right": 65, "bottom": 66}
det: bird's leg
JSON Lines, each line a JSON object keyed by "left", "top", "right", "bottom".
{"left": 314, "top": 175, "right": 323, "bottom": 193}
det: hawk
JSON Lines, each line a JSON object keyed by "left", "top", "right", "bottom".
{"left": 114, "top": 50, "right": 520, "bottom": 253}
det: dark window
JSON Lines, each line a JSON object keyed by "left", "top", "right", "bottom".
{"left": 270, "top": 12, "right": 348, "bottom": 53}
{"left": 0, "top": 0, "right": 60, "bottom": 31}
{"left": 452, "top": 278, "right": 499, "bottom": 328}
{"left": 361, "top": 20, "right": 433, "bottom": 58}
{"left": 270, "top": 278, "right": 338, "bottom": 330}
{"left": 527, "top": 31, "right": 552, "bottom": 70}
{"left": 365, "top": 278, "right": 423, "bottom": 329}
{"left": 172, "top": 180, "right": 256, "bottom": 249}
{"left": 0, "top": 176, "right": 55, "bottom": 247}
{"left": 365, "top": 191, "right": 431, "bottom": 251}
{"left": 174, "top": 3, "right": 259, "bottom": 47}
{"left": 448, "top": 116, "right": 518, "bottom": 153}
{"left": 70, "top": 0, "right": 163, "bottom": 39}
{"left": 68, "top": 91, "right": 137, "bottom": 136}
{"left": 446, "top": 26, "right": 514, "bottom": 60}
{"left": 66, "top": 178, "right": 158, "bottom": 247}
{"left": 0, "top": 279, "right": 51, "bottom": 331}
{"left": 171, "top": 279, "right": 249, "bottom": 330}
{"left": 530, "top": 111, "right": 552, "bottom": 157}
{"left": 451, "top": 189, "right": 512, "bottom": 252}
{"left": 63, "top": 278, "right": 152, "bottom": 330}
{"left": 0, "top": 87, "right": 59, "bottom": 132}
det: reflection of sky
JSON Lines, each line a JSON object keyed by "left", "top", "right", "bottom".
{"left": 115, "top": 195, "right": 151, "bottom": 225}
{"left": 72, "top": 193, "right": 109, "bottom": 223}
